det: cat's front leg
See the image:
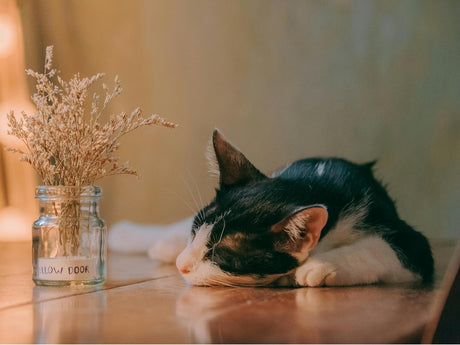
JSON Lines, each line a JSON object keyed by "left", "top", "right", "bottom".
{"left": 294, "top": 235, "right": 420, "bottom": 287}
{"left": 295, "top": 255, "right": 383, "bottom": 287}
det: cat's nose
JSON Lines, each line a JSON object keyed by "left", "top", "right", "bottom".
{"left": 176, "top": 260, "right": 191, "bottom": 274}
{"left": 176, "top": 249, "right": 192, "bottom": 274}
{"left": 178, "top": 267, "right": 190, "bottom": 274}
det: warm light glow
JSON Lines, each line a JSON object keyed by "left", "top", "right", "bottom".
{"left": 0, "top": 206, "right": 30, "bottom": 241}
{"left": 0, "top": 1, "right": 37, "bottom": 244}
{"left": 0, "top": 16, "right": 15, "bottom": 57}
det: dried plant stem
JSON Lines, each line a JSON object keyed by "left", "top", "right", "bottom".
{"left": 56, "top": 200, "right": 81, "bottom": 256}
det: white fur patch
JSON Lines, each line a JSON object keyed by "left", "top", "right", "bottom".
{"left": 316, "top": 162, "right": 326, "bottom": 176}
{"left": 312, "top": 208, "right": 367, "bottom": 255}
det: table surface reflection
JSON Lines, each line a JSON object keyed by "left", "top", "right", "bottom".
{"left": 0, "top": 240, "right": 456, "bottom": 343}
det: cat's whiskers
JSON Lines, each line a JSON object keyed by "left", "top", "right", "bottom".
{"left": 207, "top": 276, "right": 273, "bottom": 288}
{"left": 186, "top": 168, "right": 205, "bottom": 215}
{"left": 180, "top": 174, "right": 201, "bottom": 211}
{"left": 163, "top": 187, "right": 198, "bottom": 216}
{"left": 210, "top": 210, "right": 231, "bottom": 263}
{"left": 211, "top": 217, "right": 225, "bottom": 263}
{"left": 206, "top": 277, "right": 241, "bottom": 288}
{"left": 179, "top": 173, "right": 206, "bottom": 222}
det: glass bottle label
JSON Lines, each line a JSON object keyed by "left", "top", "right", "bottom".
{"left": 36, "top": 257, "right": 98, "bottom": 281}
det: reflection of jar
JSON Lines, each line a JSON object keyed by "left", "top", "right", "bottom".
{"left": 32, "top": 186, "right": 107, "bottom": 286}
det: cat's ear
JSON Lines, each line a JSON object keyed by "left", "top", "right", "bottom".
{"left": 208, "top": 129, "right": 266, "bottom": 187}
{"left": 271, "top": 206, "right": 328, "bottom": 251}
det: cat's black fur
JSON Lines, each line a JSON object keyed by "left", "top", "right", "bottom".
{"left": 190, "top": 130, "right": 434, "bottom": 284}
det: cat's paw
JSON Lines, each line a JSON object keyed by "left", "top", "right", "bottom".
{"left": 295, "top": 259, "right": 340, "bottom": 287}
{"left": 147, "top": 235, "right": 187, "bottom": 264}
{"left": 108, "top": 221, "right": 150, "bottom": 253}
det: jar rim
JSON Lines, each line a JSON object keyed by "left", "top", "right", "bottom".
{"left": 35, "top": 185, "right": 102, "bottom": 198}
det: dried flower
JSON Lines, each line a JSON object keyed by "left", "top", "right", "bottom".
{"left": 6, "top": 46, "right": 177, "bottom": 186}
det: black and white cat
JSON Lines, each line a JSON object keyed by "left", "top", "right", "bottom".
{"left": 109, "top": 129, "right": 433, "bottom": 287}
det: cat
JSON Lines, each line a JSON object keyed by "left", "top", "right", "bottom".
{"left": 109, "top": 129, "right": 434, "bottom": 287}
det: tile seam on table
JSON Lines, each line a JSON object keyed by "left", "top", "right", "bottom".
{"left": 0, "top": 273, "right": 177, "bottom": 312}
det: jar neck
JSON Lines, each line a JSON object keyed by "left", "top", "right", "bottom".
{"left": 35, "top": 186, "right": 102, "bottom": 217}
{"left": 38, "top": 199, "right": 101, "bottom": 217}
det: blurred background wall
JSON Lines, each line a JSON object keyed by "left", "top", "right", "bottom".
{"left": 8, "top": 0, "right": 460, "bottom": 239}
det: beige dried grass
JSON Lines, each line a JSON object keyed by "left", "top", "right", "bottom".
{"left": 6, "top": 45, "right": 177, "bottom": 186}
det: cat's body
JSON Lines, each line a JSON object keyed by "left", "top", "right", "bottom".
{"left": 109, "top": 130, "right": 433, "bottom": 287}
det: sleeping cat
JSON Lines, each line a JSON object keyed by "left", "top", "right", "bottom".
{"left": 109, "top": 129, "right": 434, "bottom": 287}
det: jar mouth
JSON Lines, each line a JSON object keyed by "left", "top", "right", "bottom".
{"left": 35, "top": 186, "right": 102, "bottom": 199}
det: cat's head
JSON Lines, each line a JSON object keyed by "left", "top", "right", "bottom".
{"left": 176, "top": 129, "right": 328, "bottom": 286}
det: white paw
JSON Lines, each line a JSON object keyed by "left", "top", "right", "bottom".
{"left": 148, "top": 235, "right": 187, "bottom": 264}
{"left": 108, "top": 218, "right": 192, "bottom": 257}
{"left": 295, "top": 259, "right": 340, "bottom": 287}
{"left": 108, "top": 221, "right": 151, "bottom": 253}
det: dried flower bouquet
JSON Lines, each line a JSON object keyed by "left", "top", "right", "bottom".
{"left": 6, "top": 46, "right": 176, "bottom": 260}
{"left": 7, "top": 46, "right": 176, "bottom": 186}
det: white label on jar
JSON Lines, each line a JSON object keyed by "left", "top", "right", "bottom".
{"left": 36, "top": 257, "right": 98, "bottom": 281}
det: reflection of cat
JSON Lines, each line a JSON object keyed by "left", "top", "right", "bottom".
{"left": 109, "top": 129, "right": 433, "bottom": 287}
{"left": 175, "top": 285, "right": 432, "bottom": 343}
{"left": 175, "top": 287, "right": 319, "bottom": 343}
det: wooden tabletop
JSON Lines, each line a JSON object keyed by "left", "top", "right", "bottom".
{"left": 0, "top": 240, "right": 455, "bottom": 343}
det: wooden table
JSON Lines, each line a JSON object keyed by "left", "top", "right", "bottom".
{"left": 0, "top": 240, "right": 455, "bottom": 343}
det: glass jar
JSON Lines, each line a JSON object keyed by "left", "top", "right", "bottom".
{"left": 32, "top": 186, "right": 107, "bottom": 286}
